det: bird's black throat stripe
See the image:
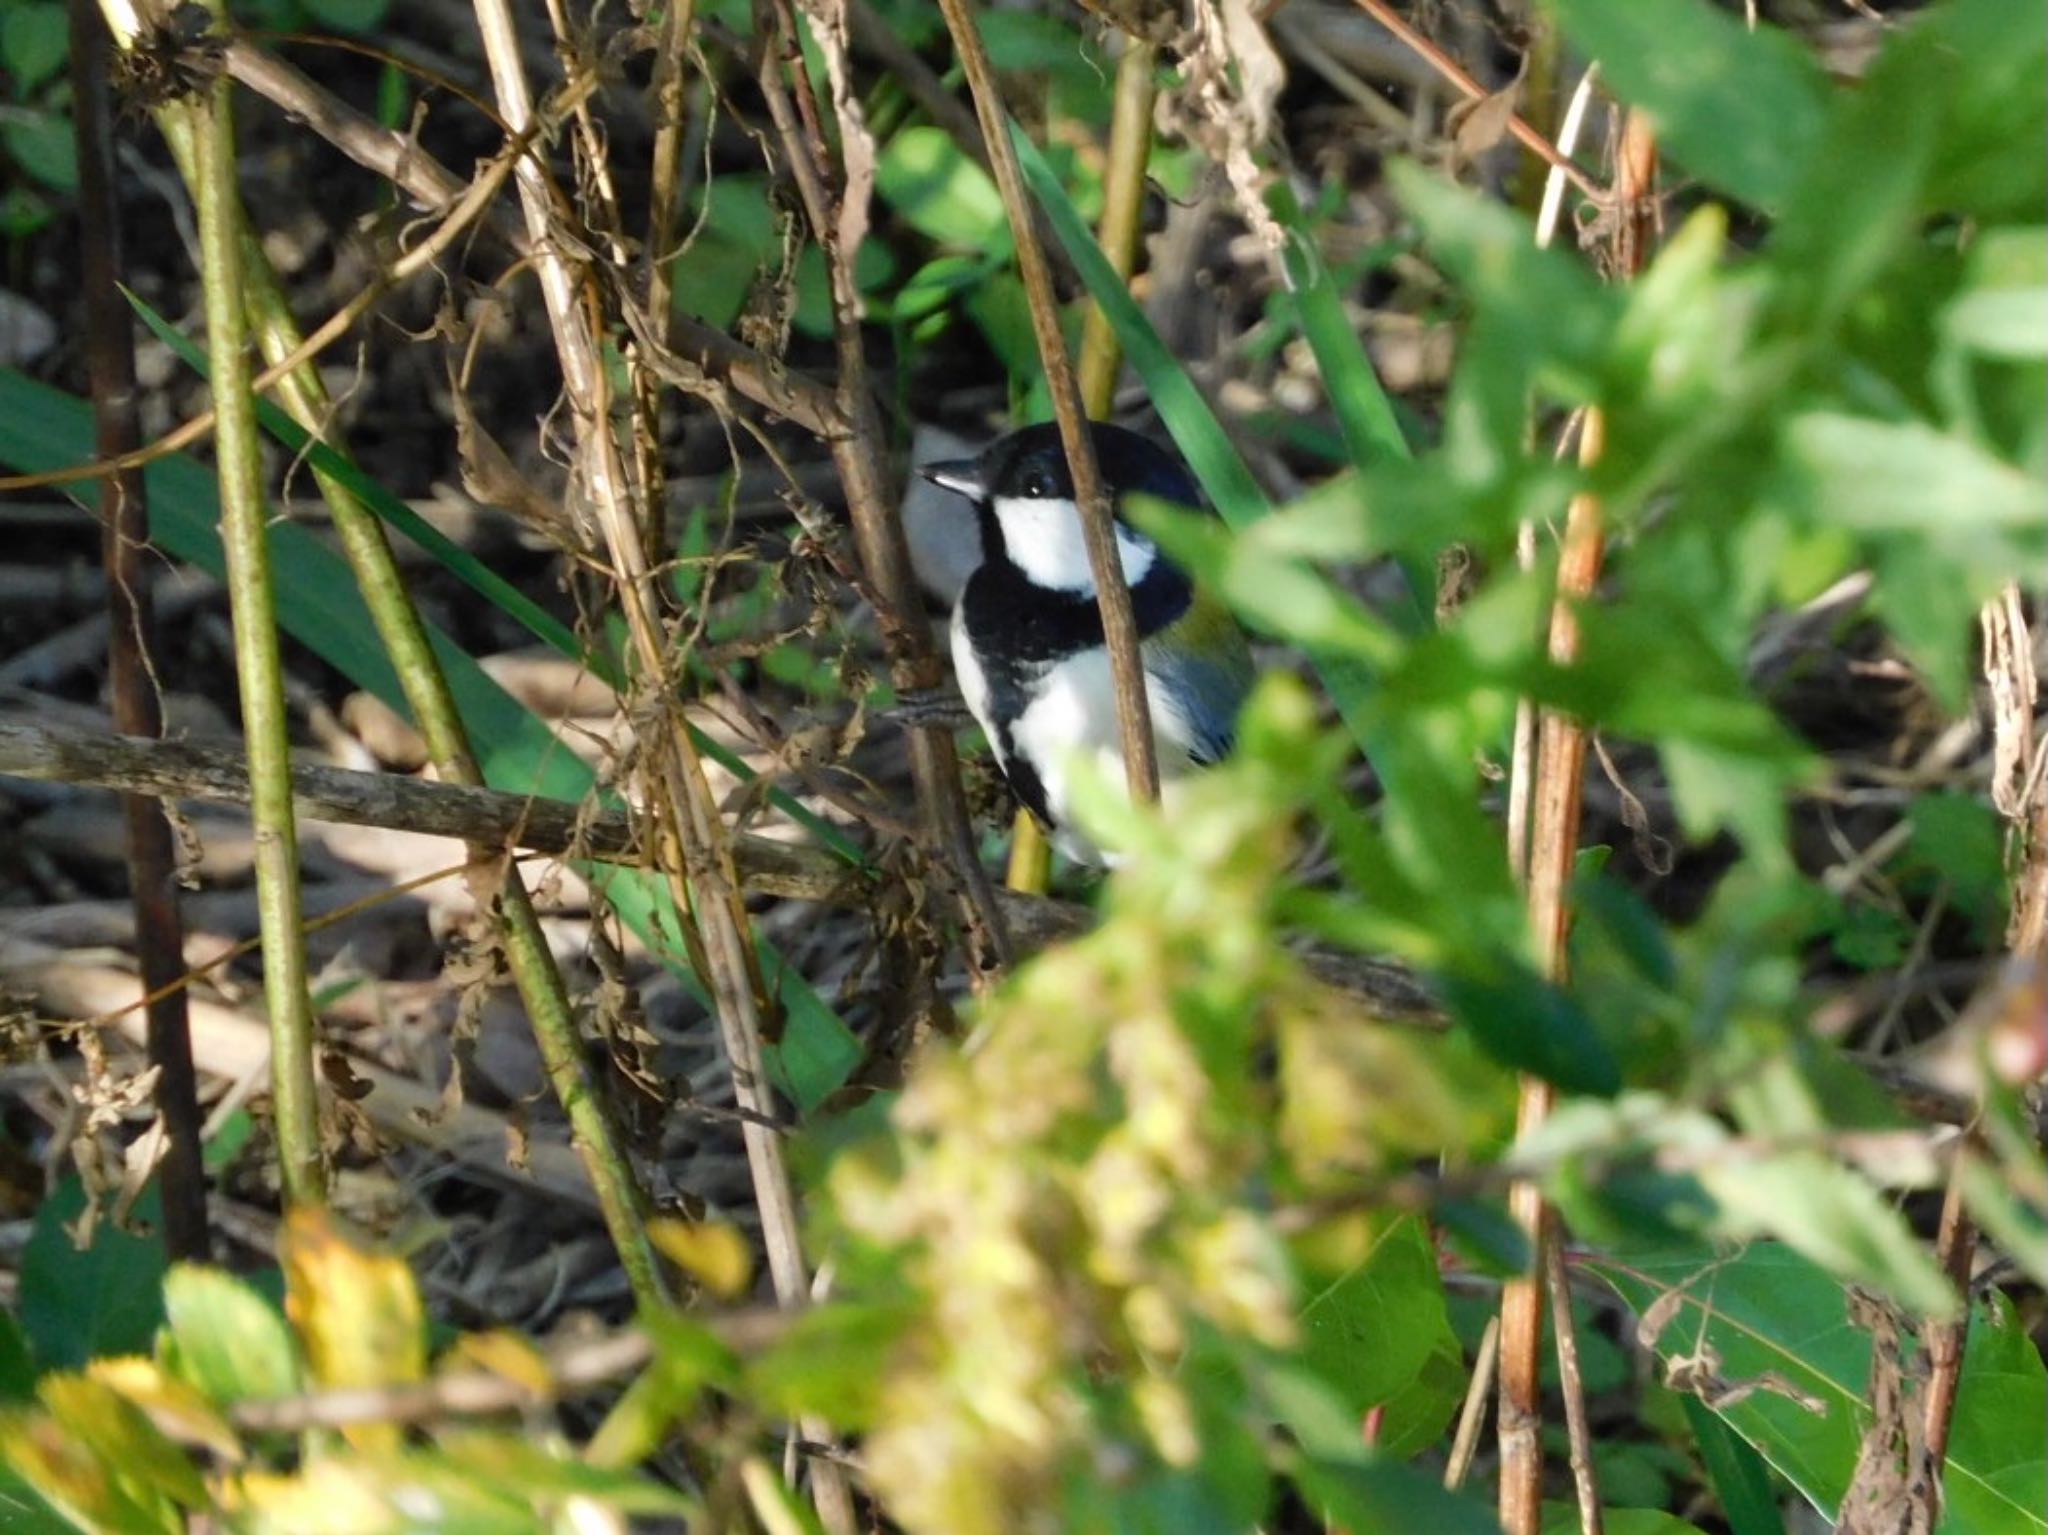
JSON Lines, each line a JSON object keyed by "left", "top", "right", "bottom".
{"left": 959, "top": 554, "right": 1192, "bottom": 829}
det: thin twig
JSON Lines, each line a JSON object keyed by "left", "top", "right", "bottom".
{"left": 933, "top": 0, "right": 1161, "bottom": 802}
{"left": 69, "top": 0, "right": 208, "bottom": 1261}
{"left": 0, "top": 104, "right": 553, "bottom": 495}
{"left": 471, "top": 4, "right": 853, "bottom": 1524}
{"left": 1348, "top": 0, "right": 1604, "bottom": 200}
{"left": 1918, "top": 1162, "right": 1975, "bottom": 1489}
{"left": 0, "top": 718, "right": 1443, "bottom": 1020}
{"left": 1444, "top": 1314, "right": 1500, "bottom": 1489}
{"left": 752, "top": 0, "right": 1013, "bottom": 979}
{"left": 1003, "top": 30, "right": 1161, "bottom": 896}
{"left": 1547, "top": 1241, "right": 1605, "bottom": 1535}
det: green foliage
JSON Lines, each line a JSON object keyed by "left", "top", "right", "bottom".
{"left": 1594, "top": 1246, "right": 2046, "bottom": 1535}
{"left": 0, "top": 0, "right": 74, "bottom": 235}
{"left": 1, "top": 1213, "right": 694, "bottom": 1533}
{"left": 20, "top": 1182, "right": 167, "bottom": 1373}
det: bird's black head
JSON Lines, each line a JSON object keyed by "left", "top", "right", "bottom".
{"left": 919, "top": 421, "right": 1202, "bottom": 510}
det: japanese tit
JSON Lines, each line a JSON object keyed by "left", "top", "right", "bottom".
{"left": 919, "top": 421, "right": 1254, "bottom": 865}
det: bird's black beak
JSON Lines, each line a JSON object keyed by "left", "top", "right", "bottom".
{"left": 918, "top": 457, "right": 984, "bottom": 501}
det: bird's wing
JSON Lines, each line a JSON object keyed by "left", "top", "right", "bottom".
{"left": 1144, "top": 591, "right": 1254, "bottom": 767}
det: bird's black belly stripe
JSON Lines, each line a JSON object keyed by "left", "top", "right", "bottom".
{"left": 959, "top": 552, "right": 1193, "bottom": 832}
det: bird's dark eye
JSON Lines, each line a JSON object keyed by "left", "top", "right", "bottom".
{"left": 1022, "top": 470, "right": 1057, "bottom": 498}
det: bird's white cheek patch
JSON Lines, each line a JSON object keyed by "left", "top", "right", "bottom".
{"left": 991, "top": 495, "right": 1156, "bottom": 594}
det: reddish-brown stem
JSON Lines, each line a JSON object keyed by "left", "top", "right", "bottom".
{"left": 1498, "top": 113, "right": 1657, "bottom": 1535}
{"left": 68, "top": 0, "right": 209, "bottom": 1262}
{"left": 1919, "top": 1163, "right": 1976, "bottom": 1483}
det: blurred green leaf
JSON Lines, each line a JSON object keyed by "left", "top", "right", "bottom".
{"left": 1543, "top": 1510, "right": 1707, "bottom": 1535}
{"left": 1295, "top": 1216, "right": 1457, "bottom": 1438}
{"left": 301, "top": 0, "right": 391, "bottom": 32}
{"left": 0, "top": 112, "right": 75, "bottom": 191}
{"left": 1548, "top": 0, "right": 1827, "bottom": 211}
{"left": 1681, "top": 1396, "right": 1787, "bottom": 1535}
{"left": 20, "top": 1181, "right": 166, "bottom": 1374}
{"left": 878, "top": 126, "right": 1007, "bottom": 249}
{"left": 1, "top": 4, "right": 67, "bottom": 93}
{"left": 161, "top": 1267, "right": 302, "bottom": 1404}
{"left": 1294, "top": 1449, "right": 1502, "bottom": 1535}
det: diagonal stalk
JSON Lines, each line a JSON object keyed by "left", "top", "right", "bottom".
{"left": 934, "top": 0, "right": 1160, "bottom": 805}
{"left": 469, "top": 3, "right": 855, "bottom": 1525}
{"left": 1006, "top": 32, "right": 1160, "bottom": 895}
{"left": 1498, "top": 110, "right": 1658, "bottom": 1535}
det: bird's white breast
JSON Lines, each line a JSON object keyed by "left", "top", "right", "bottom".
{"left": 991, "top": 494, "right": 1156, "bottom": 594}
{"left": 1011, "top": 649, "right": 1201, "bottom": 856}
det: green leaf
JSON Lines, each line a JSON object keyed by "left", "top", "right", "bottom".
{"left": 1011, "top": 123, "right": 1268, "bottom": 525}
{"left": 1693, "top": 1154, "right": 1955, "bottom": 1317}
{"left": 1785, "top": 413, "right": 2046, "bottom": 538}
{"left": 0, "top": 1313, "right": 34, "bottom": 1403}
{"left": 1681, "top": 1395, "right": 1786, "bottom": 1535}
{"left": 877, "top": 126, "right": 1008, "bottom": 249}
{"left": 1295, "top": 1216, "right": 1458, "bottom": 1442}
{"left": 1437, "top": 966, "right": 1622, "bottom": 1098}
{"left": 1948, "top": 227, "right": 2048, "bottom": 362}
{"left": 161, "top": 1267, "right": 302, "bottom": 1404}
{"left": 1769, "top": 18, "right": 1945, "bottom": 325}
{"left": 301, "top": 0, "right": 392, "bottom": 33}
{"left": 1543, "top": 1511, "right": 1707, "bottom": 1535}
{"left": 1, "top": 3, "right": 68, "bottom": 92}
{"left": 1548, "top": 0, "right": 1828, "bottom": 211}
{"left": 0, "top": 1466, "right": 69, "bottom": 1535}
{"left": 20, "top": 1181, "right": 167, "bottom": 1373}
{"left": 1593, "top": 1244, "right": 2045, "bottom": 1535}
{"left": 1294, "top": 1451, "right": 1503, "bottom": 1535}
{"left": 1918, "top": 0, "right": 2048, "bottom": 219}
{"left": 1267, "top": 182, "right": 1428, "bottom": 628}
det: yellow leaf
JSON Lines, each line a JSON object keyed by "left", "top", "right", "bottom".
{"left": 446, "top": 1330, "right": 553, "bottom": 1399}
{"left": 647, "top": 1218, "right": 754, "bottom": 1300}
{"left": 88, "top": 1356, "right": 243, "bottom": 1463}
{"left": 279, "top": 1208, "right": 427, "bottom": 1455}
{"left": 40, "top": 1371, "right": 206, "bottom": 1509}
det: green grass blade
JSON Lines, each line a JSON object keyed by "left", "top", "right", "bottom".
{"left": 1011, "top": 122, "right": 1268, "bottom": 526}
{"left": 1014, "top": 121, "right": 1399, "bottom": 763}
{"left": 0, "top": 368, "right": 860, "bottom": 1114}
{"left": 1266, "top": 182, "right": 1430, "bottom": 629}
{"left": 124, "top": 291, "right": 863, "bottom": 867}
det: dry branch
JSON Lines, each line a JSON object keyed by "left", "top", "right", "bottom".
{"left": 0, "top": 717, "right": 1441, "bottom": 1019}
{"left": 933, "top": 0, "right": 1161, "bottom": 803}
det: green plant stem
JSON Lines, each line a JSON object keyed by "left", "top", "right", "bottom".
{"left": 1075, "top": 37, "right": 1156, "bottom": 416}
{"left": 258, "top": 301, "right": 667, "bottom": 1314}
{"left": 151, "top": 111, "right": 668, "bottom": 1311}
{"left": 184, "top": 76, "right": 324, "bottom": 1206}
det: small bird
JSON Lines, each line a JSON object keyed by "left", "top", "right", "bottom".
{"left": 920, "top": 421, "right": 1254, "bottom": 864}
